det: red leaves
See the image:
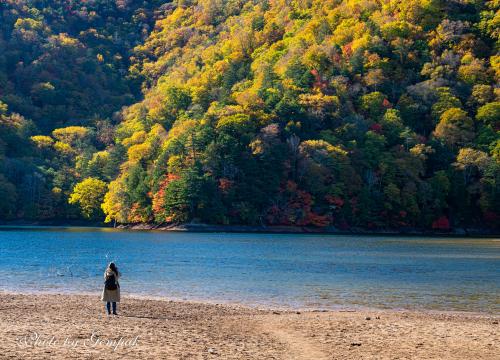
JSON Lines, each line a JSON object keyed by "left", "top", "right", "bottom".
{"left": 432, "top": 216, "right": 450, "bottom": 230}
{"left": 325, "top": 195, "right": 344, "bottom": 207}
{"left": 310, "top": 69, "right": 328, "bottom": 90}
{"left": 152, "top": 174, "right": 180, "bottom": 222}
{"left": 369, "top": 123, "right": 383, "bottom": 134}
{"left": 308, "top": 213, "right": 331, "bottom": 227}
{"left": 382, "top": 98, "right": 392, "bottom": 108}
{"left": 267, "top": 181, "right": 332, "bottom": 227}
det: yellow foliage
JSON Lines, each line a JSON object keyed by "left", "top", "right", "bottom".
{"left": 102, "top": 179, "right": 128, "bottom": 223}
{"left": 166, "top": 119, "right": 198, "bottom": 142}
{"left": 490, "top": 55, "right": 500, "bottom": 80}
{"left": 455, "top": 148, "right": 492, "bottom": 172}
{"left": 149, "top": 124, "right": 168, "bottom": 139}
{"left": 331, "top": 19, "right": 367, "bottom": 46}
{"left": 88, "top": 151, "right": 110, "bottom": 169}
{"left": 52, "top": 126, "right": 89, "bottom": 144}
{"left": 127, "top": 143, "right": 151, "bottom": 162}
{"left": 300, "top": 139, "right": 348, "bottom": 157}
{"left": 69, "top": 178, "right": 107, "bottom": 219}
{"left": 298, "top": 93, "right": 340, "bottom": 111}
{"left": 53, "top": 141, "right": 74, "bottom": 155}
{"left": 167, "top": 155, "right": 183, "bottom": 174}
{"left": 30, "top": 135, "right": 54, "bottom": 148}
{"left": 52, "top": 33, "right": 80, "bottom": 47}
{"left": 122, "top": 131, "right": 147, "bottom": 147}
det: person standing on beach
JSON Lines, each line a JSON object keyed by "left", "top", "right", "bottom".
{"left": 101, "top": 262, "right": 120, "bottom": 315}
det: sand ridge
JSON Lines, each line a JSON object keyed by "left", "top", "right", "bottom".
{"left": 0, "top": 293, "right": 498, "bottom": 359}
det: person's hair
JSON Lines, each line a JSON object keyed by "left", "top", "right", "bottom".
{"left": 109, "top": 262, "right": 118, "bottom": 274}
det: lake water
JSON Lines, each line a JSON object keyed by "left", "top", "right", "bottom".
{"left": 0, "top": 227, "right": 498, "bottom": 313}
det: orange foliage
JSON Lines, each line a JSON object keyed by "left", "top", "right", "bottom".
{"left": 267, "top": 181, "right": 331, "bottom": 227}
{"left": 342, "top": 43, "right": 353, "bottom": 58}
{"left": 152, "top": 174, "right": 180, "bottom": 222}
{"left": 218, "top": 178, "right": 234, "bottom": 194}
{"left": 127, "top": 202, "right": 149, "bottom": 223}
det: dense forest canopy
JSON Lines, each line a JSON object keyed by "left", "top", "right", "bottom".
{"left": 0, "top": 0, "right": 499, "bottom": 230}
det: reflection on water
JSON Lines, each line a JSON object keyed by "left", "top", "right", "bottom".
{"left": 0, "top": 227, "right": 498, "bottom": 312}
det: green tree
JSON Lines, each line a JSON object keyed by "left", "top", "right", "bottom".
{"left": 431, "top": 88, "right": 462, "bottom": 121}
{"left": 0, "top": 175, "right": 17, "bottom": 219}
{"left": 476, "top": 102, "right": 500, "bottom": 128}
{"left": 434, "top": 108, "right": 475, "bottom": 147}
{"left": 360, "top": 92, "right": 387, "bottom": 119}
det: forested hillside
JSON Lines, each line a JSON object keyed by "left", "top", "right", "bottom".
{"left": 1, "top": 0, "right": 499, "bottom": 230}
{"left": 0, "top": 0, "right": 166, "bottom": 218}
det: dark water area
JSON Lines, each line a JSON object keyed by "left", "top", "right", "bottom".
{"left": 0, "top": 227, "right": 498, "bottom": 312}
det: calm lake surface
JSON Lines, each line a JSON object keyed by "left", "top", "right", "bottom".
{"left": 0, "top": 227, "right": 499, "bottom": 312}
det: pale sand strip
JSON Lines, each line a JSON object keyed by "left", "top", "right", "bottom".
{"left": 0, "top": 293, "right": 498, "bottom": 359}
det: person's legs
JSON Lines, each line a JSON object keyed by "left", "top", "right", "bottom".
{"left": 112, "top": 302, "right": 117, "bottom": 315}
{"left": 106, "top": 302, "right": 111, "bottom": 315}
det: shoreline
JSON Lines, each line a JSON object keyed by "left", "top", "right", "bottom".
{"left": 1, "top": 289, "right": 497, "bottom": 316}
{"left": 1, "top": 293, "right": 498, "bottom": 359}
{"left": 1, "top": 221, "right": 499, "bottom": 237}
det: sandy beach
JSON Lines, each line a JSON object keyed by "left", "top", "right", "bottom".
{"left": 0, "top": 293, "right": 498, "bottom": 359}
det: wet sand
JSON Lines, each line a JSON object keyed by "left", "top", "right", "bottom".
{"left": 0, "top": 293, "right": 498, "bottom": 359}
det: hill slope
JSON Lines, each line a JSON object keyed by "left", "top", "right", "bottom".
{"left": 1, "top": 0, "right": 499, "bottom": 230}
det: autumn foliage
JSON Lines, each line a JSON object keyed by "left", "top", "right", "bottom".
{"left": 0, "top": 0, "right": 499, "bottom": 231}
